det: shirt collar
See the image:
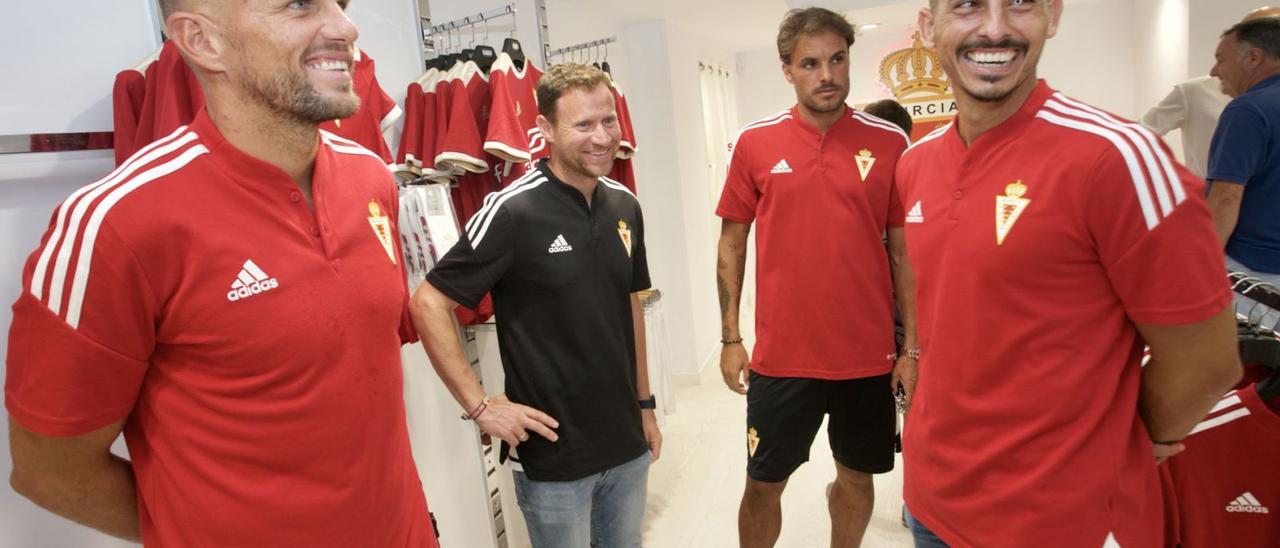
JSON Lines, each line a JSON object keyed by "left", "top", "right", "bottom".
{"left": 189, "top": 108, "right": 321, "bottom": 191}
{"left": 788, "top": 104, "right": 853, "bottom": 135}
{"left": 1247, "top": 74, "right": 1280, "bottom": 94}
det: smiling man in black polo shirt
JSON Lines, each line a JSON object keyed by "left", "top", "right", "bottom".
{"left": 410, "top": 63, "right": 661, "bottom": 548}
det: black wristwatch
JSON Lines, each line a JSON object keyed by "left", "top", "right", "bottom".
{"left": 638, "top": 395, "right": 657, "bottom": 409}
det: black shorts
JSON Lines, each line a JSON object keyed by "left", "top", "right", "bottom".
{"left": 745, "top": 371, "right": 895, "bottom": 482}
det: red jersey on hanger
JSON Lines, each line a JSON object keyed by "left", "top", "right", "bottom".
{"left": 131, "top": 41, "right": 206, "bottom": 160}
{"left": 1160, "top": 385, "right": 1280, "bottom": 547}
{"left": 319, "top": 49, "right": 400, "bottom": 165}
{"left": 484, "top": 52, "right": 545, "bottom": 187}
{"left": 112, "top": 69, "right": 148, "bottom": 165}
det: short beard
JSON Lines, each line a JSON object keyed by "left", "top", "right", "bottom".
{"left": 236, "top": 61, "right": 359, "bottom": 124}
{"left": 961, "top": 78, "right": 1022, "bottom": 103}
{"left": 955, "top": 37, "right": 1030, "bottom": 103}
{"left": 800, "top": 89, "right": 848, "bottom": 114}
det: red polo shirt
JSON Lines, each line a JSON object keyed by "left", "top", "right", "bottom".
{"left": 6, "top": 110, "right": 436, "bottom": 547}
{"left": 896, "top": 81, "right": 1230, "bottom": 547}
{"left": 717, "top": 105, "right": 909, "bottom": 380}
{"left": 1160, "top": 385, "right": 1280, "bottom": 547}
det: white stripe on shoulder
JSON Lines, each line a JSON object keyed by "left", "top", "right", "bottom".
{"left": 1209, "top": 392, "right": 1243, "bottom": 415}
{"left": 1036, "top": 108, "right": 1162, "bottom": 230}
{"left": 1044, "top": 97, "right": 1179, "bottom": 216}
{"left": 464, "top": 168, "right": 545, "bottom": 236}
{"left": 904, "top": 121, "right": 951, "bottom": 154}
{"left": 1188, "top": 406, "right": 1251, "bottom": 436}
{"left": 65, "top": 144, "right": 209, "bottom": 328}
{"left": 1052, "top": 93, "right": 1185, "bottom": 205}
{"left": 850, "top": 110, "right": 911, "bottom": 145}
{"left": 45, "top": 132, "right": 199, "bottom": 313}
{"left": 319, "top": 130, "right": 362, "bottom": 148}
{"left": 320, "top": 133, "right": 385, "bottom": 162}
{"left": 741, "top": 110, "right": 791, "bottom": 131}
{"left": 598, "top": 176, "right": 636, "bottom": 199}
{"left": 471, "top": 177, "right": 547, "bottom": 249}
{"left": 32, "top": 126, "right": 193, "bottom": 302}
{"left": 738, "top": 114, "right": 792, "bottom": 136}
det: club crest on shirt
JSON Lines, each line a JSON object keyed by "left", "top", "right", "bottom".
{"left": 996, "top": 180, "right": 1031, "bottom": 246}
{"left": 855, "top": 149, "right": 876, "bottom": 181}
{"left": 367, "top": 200, "right": 398, "bottom": 264}
{"left": 617, "top": 220, "right": 633, "bottom": 257}
{"left": 747, "top": 427, "right": 761, "bottom": 458}
{"left": 515, "top": 101, "right": 523, "bottom": 118}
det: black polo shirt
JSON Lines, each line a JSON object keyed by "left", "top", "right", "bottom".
{"left": 427, "top": 159, "right": 652, "bottom": 481}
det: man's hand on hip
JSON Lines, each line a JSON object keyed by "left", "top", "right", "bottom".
{"left": 720, "top": 342, "right": 750, "bottom": 395}
{"left": 474, "top": 394, "right": 560, "bottom": 447}
{"left": 642, "top": 409, "right": 663, "bottom": 461}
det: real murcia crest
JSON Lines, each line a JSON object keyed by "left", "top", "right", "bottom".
{"left": 367, "top": 200, "right": 398, "bottom": 264}
{"left": 855, "top": 149, "right": 876, "bottom": 181}
{"left": 617, "top": 220, "right": 633, "bottom": 257}
{"left": 995, "top": 180, "right": 1030, "bottom": 246}
{"left": 747, "top": 427, "right": 761, "bottom": 458}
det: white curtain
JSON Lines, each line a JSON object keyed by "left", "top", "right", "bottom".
{"left": 699, "top": 62, "right": 740, "bottom": 216}
{"left": 699, "top": 62, "right": 756, "bottom": 330}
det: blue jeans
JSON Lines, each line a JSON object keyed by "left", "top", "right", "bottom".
{"left": 512, "top": 452, "right": 651, "bottom": 548}
{"left": 904, "top": 506, "right": 950, "bottom": 548}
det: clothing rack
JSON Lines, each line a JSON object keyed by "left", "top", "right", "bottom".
{"left": 1230, "top": 272, "right": 1280, "bottom": 316}
{"left": 546, "top": 36, "right": 617, "bottom": 60}
{"left": 421, "top": 4, "right": 516, "bottom": 38}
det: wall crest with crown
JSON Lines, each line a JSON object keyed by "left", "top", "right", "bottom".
{"left": 877, "top": 31, "right": 958, "bottom": 139}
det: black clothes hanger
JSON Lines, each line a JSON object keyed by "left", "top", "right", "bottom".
{"left": 1239, "top": 329, "right": 1280, "bottom": 367}
{"left": 1258, "top": 367, "right": 1280, "bottom": 400}
{"left": 459, "top": 48, "right": 476, "bottom": 63}
{"left": 474, "top": 45, "right": 497, "bottom": 73}
{"left": 502, "top": 38, "right": 526, "bottom": 70}
{"left": 602, "top": 61, "right": 612, "bottom": 75}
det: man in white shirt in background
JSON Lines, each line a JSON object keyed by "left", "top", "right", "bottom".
{"left": 1141, "top": 76, "right": 1228, "bottom": 178}
{"left": 1142, "top": 6, "right": 1280, "bottom": 177}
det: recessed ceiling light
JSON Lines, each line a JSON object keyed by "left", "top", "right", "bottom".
{"left": 859, "top": 23, "right": 881, "bottom": 31}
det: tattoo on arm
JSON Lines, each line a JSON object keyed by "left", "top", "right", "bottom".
{"left": 717, "top": 274, "right": 731, "bottom": 317}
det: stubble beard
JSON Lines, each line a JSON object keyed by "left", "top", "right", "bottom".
{"left": 236, "top": 58, "right": 360, "bottom": 124}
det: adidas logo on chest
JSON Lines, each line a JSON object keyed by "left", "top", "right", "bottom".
{"left": 227, "top": 259, "right": 279, "bottom": 302}
{"left": 1226, "top": 492, "right": 1270, "bottom": 514}
{"left": 770, "top": 159, "right": 793, "bottom": 174}
{"left": 548, "top": 234, "right": 574, "bottom": 254}
{"left": 906, "top": 201, "right": 924, "bottom": 223}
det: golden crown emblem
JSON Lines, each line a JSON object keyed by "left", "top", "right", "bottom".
{"left": 879, "top": 31, "right": 951, "bottom": 98}
{"left": 1005, "top": 180, "right": 1028, "bottom": 198}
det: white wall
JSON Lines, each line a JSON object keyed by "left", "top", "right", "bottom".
{"left": 1134, "top": 0, "right": 1190, "bottom": 160}
{"left": 0, "top": 1, "right": 161, "bottom": 134}
{"left": 1188, "top": 0, "right": 1270, "bottom": 77}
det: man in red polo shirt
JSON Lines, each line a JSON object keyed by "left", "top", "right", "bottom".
{"left": 716, "top": 7, "right": 916, "bottom": 547}
{"left": 895, "top": 1, "right": 1241, "bottom": 546}
{"left": 6, "top": 1, "right": 438, "bottom": 545}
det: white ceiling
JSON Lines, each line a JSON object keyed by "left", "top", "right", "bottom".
{"left": 594, "top": 0, "right": 924, "bottom": 53}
